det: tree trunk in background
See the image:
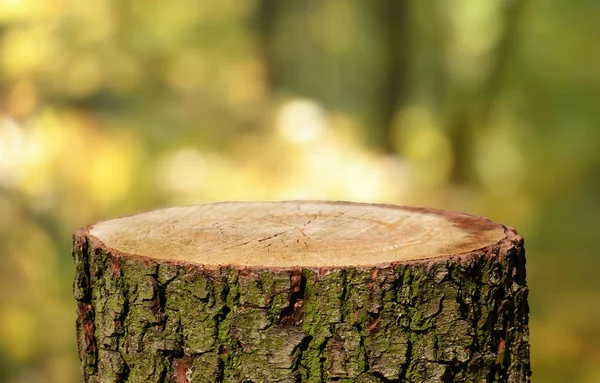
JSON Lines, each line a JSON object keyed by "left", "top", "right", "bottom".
{"left": 73, "top": 202, "right": 531, "bottom": 382}
{"left": 254, "top": 0, "right": 278, "bottom": 92}
{"left": 445, "top": 1, "right": 527, "bottom": 184}
{"left": 381, "top": 0, "right": 412, "bottom": 153}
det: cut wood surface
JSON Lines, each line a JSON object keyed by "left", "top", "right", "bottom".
{"left": 73, "top": 201, "right": 531, "bottom": 382}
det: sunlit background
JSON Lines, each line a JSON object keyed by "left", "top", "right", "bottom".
{"left": 0, "top": 0, "right": 598, "bottom": 382}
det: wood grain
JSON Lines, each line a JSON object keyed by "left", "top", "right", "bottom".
{"left": 87, "top": 201, "right": 508, "bottom": 268}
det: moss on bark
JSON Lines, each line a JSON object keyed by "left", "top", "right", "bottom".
{"left": 73, "top": 231, "right": 530, "bottom": 382}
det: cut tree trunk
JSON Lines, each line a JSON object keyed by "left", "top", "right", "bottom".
{"left": 73, "top": 201, "right": 530, "bottom": 383}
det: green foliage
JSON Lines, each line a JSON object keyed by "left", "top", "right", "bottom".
{"left": 0, "top": 0, "right": 598, "bottom": 381}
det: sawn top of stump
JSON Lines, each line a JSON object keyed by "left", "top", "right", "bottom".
{"left": 80, "top": 201, "right": 516, "bottom": 269}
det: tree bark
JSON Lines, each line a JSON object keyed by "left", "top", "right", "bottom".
{"left": 73, "top": 201, "right": 530, "bottom": 382}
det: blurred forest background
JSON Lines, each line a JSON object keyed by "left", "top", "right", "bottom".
{"left": 0, "top": 0, "right": 598, "bottom": 382}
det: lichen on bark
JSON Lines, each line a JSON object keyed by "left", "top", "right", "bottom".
{"left": 73, "top": 231, "right": 530, "bottom": 383}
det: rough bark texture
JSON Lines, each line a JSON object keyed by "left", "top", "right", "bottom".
{"left": 73, "top": 203, "right": 530, "bottom": 383}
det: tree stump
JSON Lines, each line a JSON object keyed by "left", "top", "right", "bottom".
{"left": 73, "top": 201, "right": 530, "bottom": 383}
